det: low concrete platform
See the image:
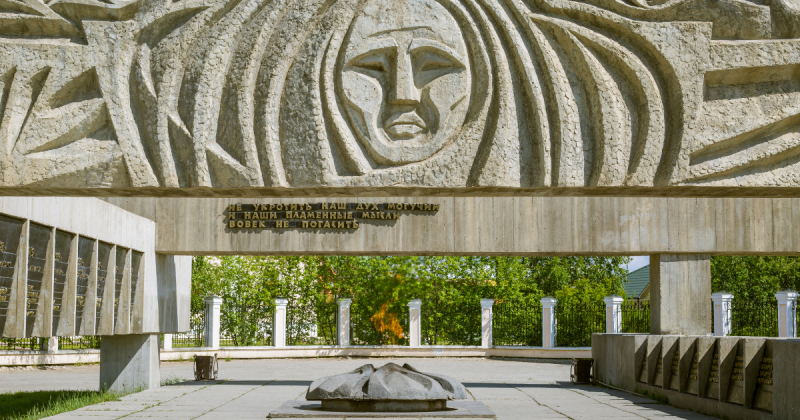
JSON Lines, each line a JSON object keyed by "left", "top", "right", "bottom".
{"left": 14, "top": 358, "right": 718, "bottom": 420}
{"left": 268, "top": 400, "right": 495, "bottom": 418}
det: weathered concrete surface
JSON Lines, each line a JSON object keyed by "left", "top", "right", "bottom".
{"left": 104, "top": 196, "right": 800, "bottom": 256}
{"left": 650, "top": 255, "right": 712, "bottom": 335}
{"left": 593, "top": 334, "right": 797, "bottom": 420}
{"left": 27, "top": 358, "right": 718, "bottom": 420}
{"left": 99, "top": 334, "right": 160, "bottom": 392}
{"left": 2, "top": 0, "right": 800, "bottom": 196}
{"left": 306, "top": 363, "right": 467, "bottom": 401}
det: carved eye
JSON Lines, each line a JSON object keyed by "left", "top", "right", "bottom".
{"left": 417, "top": 56, "right": 460, "bottom": 72}
{"left": 348, "top": 51, "right": 390, "bottom": 74}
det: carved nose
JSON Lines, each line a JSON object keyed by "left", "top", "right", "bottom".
{"left": 391, "top": 54, "right": 420, "bottom": 105}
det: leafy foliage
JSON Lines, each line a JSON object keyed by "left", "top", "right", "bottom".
{"left": 191, "top": 255, "right": 631, "bottom": 346}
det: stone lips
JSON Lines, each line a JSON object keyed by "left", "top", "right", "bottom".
{"left": 306, "top": 363, "right": 468, "bottom": 401}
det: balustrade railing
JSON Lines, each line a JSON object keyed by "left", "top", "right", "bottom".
{"left": 621, "top": 301, "right": 650, "bottom": 333}
{"left": 172, "top": 311, "right": 205, "bottom": 348}
{"left": 730, "top": 298, "right": 778, "bottom": 337}
{"left": 220, "top": 301, "right": 274, "bottom": 347}
{"left": 555, "top": 302, "right": 605, "bottom": 347}
{"left": 422, "top": 299, "right": 480, "bottom": 346}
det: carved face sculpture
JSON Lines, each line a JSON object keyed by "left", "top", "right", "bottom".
{"left": 339, "top": 0, "right": 471, "bottom": 165}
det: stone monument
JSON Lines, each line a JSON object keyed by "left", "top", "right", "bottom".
{"left": 306, "top": 363, "right": 467, "bottom": 412}
{"left": 269, "top": 362, "right": 494, "bottom": 418}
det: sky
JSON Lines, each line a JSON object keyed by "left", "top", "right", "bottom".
{"left": 625, "top": 256, "right": 650, "bottom": 272}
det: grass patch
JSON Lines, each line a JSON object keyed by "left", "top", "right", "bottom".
{"left": 0, "top": 389, "right": 130, "bottom": 420}
{"left": 160, "top": 375, "right": 185, "bottom": 387}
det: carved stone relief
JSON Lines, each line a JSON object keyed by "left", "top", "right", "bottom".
{"left": 1, "top": 0, "right": 799, "bottom": 192}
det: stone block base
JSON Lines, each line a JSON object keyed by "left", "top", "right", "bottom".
{"left": 100, "top": 334, "right": 160, "bottom": 392}
{"left": 268, "top": 400, "right": 495, "bottom": 418}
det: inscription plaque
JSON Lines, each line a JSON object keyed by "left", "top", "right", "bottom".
{"left": 113, "top": 247, "right": 127, "bottom": 326}
{"left": 705, "top": 345, "right": 720, "bottom": 400}
{"left": 226, "top": 203, "right": 439, "bottom": 231}
{"left": 26, "top": 223, "right": 50, "bottom": 337}
{"left": 51, "top": 230, "right": 73, "bottom": 336}
{"left": 129, "top": 251, "right": 142, "bottom": 324}
{"left": 727, "top": 347, "right": 745, "bottom": 405}
{"left": 95, "top": 242, "right": 112, "bottom": 331}
{"left": 75, "top": 237, "right": 93, "bottom": 333}
{"left": 668, "top": 350, "right": 681, "bottom": 391}
{"left": 0, "top": 215, "right": 23, "bottom": 337}
{"left": 752, "top": 347, "right": 773, "bottom": 412}
{"left": 686, "top": 350, "right": 700, "bottom": 395}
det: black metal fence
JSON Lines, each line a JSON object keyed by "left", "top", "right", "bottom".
{"left": 220, "top": 301, "right": 274, "bottom": 346}
{"left": 172, "top": 311, "right": 205, "bottom": 348}
{"left": 59, "top": 336, "right": 101, "bottom": 350}
{"left": 422, "top": 300, "right": 481, "bottom": 346}
{"left": 731, "top": 298, "right": 778, "bottom": 337}
{"left": 0, "top": 337, "right": 100, "bottom": 350}
{"left": 287, "top": 298, "right": 337, "bottom": 346}
{"left": 555, "top": 302, "right": 605, "bottom": 347}
{"left": 621, "top": 301, "right": 650, "bottom": 333}
{"left": 493, "top": 301, "right": 543, "bottom": 346}
{"left": 350, "top": 300, "right": 409, "bottom": 346}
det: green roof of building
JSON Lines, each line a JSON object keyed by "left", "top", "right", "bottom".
{"left": 624, "top": 265, "right": 650, "bottom": 298}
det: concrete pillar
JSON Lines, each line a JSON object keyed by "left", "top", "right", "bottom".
{"left": 337, "top": 298, "right": 352, "bottom": 347}
{"left": 100, "top": 334, "right": 160, "bottom": 392}
{"left": 480, "top": 299, "right": 494, "bottom": 348}
{"left": 204, "top": 296, "right": 222, "bottom": 349}
{"left": 274, "top": 297, "right": 288, "bottom": 347}
{"left": 48, "top": 337, "right": 58, "bottom": 353}
{"left": 407, "top": 299, "right": 422, "bottom": 347}
{"left": 650, "top": 254, "right": 712, "bottom": 335}
{"left": 604, "top": 295, "right": 623, "bottom": 334}
{"left": 711, "top": 292, "right": 734, "bottom": 337}
{"left": 541, "top": 297, "right": 557, "bottom": 348}
{"left": 775, "top": 290, "right": 798, "bottom": 338}
{"left": 161, "top": 334, "right": 172, "bottom": 350}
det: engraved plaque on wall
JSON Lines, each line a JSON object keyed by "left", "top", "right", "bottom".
{"left": 129, "top": 251, "right": 142, "bottom": 324}
{"left": 668, "top": 350, "right": 681, "bottom": 391}
{"left": 95, "top": 242, "right": 112, "bottom": 330}
{"left": 653, "top": 350, "right": 664, "bottom": 387}
{"left": 705, "top": 344, "right": 720, "bottom": 399}
{"left": 51, "top": 230, "right": 73, "bottom": 336}
{"left": 113, "top": 247, "right": 127, "bottom": 326}
{"left": 0, "top": 215, "right": 24, "bottom": 337}
{"left": 727, "top": 345, "right": 745, "bottom": 405}
{"left": 752, "top": 346, "right": 773, "bottom": 412}
{"left": 686, "top": 349, "right": 700, "bottom": 395}
{"left": 75, "top": 237, "right": 93, "bottom": 333}
{"left": 25, "top": 223, "right": 51, "bottom": 337}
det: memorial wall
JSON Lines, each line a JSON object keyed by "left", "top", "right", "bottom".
{"left": 594, "top": 334, "right": 800, "bottom": 420}
{"left": 0, "top": 0, "right": 800, "bottom": 196}
{"left": 0, "top": 197, "right": 189, "bottom": 339}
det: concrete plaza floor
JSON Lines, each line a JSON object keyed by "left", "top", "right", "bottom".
{"left": 2, "top": 358, "right": 717, "bottom": 419}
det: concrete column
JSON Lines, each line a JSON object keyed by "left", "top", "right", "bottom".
{"left": 274, "top": 297, "right": 288, "bottom": 347}
{"left": 337, "top": 298, "right": 352, "bottom": 347}
{"left": 480, "top": 299, "right": 494, "bottom": 348}
{"left": 204, "top": 296, "right": 222, "bottom": 349}
{"left": 711, "top": 292, "right": 734, "bottom": 337}
{"left": 650, "top": 254, "right": 712, "bottom": 335}
{"left": 48, "top": 337, "right": 58, "bottom": 353}
{"left": 604, "top": 295, "right": 624, "bottom": 334}
{"left": 541, "top": 297, "right": 557, "bottom": 348}
{"left": 407, "top": 299, "right": 422, "bottom": 347}
{"left": 775, "top": 290, "right": 798, "bottom": 338}
{"left": 161, "top": 334, "right": 172, "bottom": 350}
{"left": 100, "top": 334, "right": 160, "bottom": 392}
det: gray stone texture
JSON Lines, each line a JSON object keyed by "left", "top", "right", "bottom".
{"left": 593, "top": 334, "right": 799, "bottom": 420}
{"left": 99, "top": 333, "right": 160, "bottom": 392}
{"left": 18, "top": 358, "right": 719, "bottom": 419}
{"left": 103, "top": 196, "right": 800, "bottom": 256}
{"left": 650, "top": 255, "right": 712, "bottom": 335}
{"left": 306, "top": 363, "right": 467, "bottom": 401}
{"left": 1, "top": 0, "right": 800, "bottom": 196}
